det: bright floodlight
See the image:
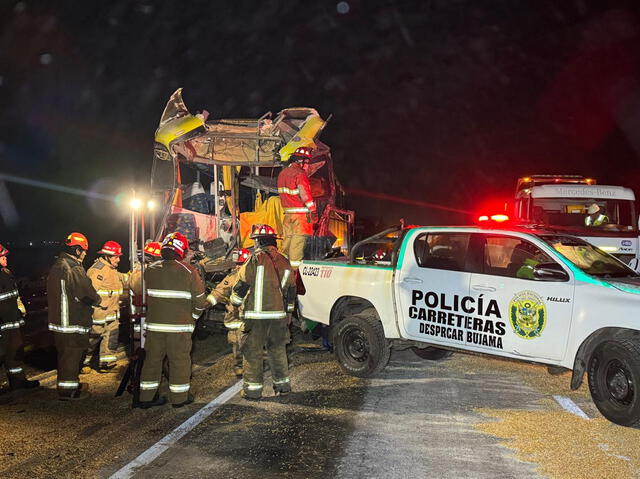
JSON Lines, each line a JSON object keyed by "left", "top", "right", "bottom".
{"left": 129, "top": 198, "right": 142, "bottom": 209}
{"left": 147, "top": 199, "right": 156, "bottom": 211}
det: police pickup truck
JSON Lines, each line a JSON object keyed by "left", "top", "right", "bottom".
{"left": 297, "top": 224, "right": 640, "bottom": 427}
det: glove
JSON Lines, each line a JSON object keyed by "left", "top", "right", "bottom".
{"left": 206, "top": 293, "right": 218, "bottom": 306}
{"left": 17, "top": 298, "right": 26, "bottom": 316}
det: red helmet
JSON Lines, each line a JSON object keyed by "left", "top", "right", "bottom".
{"left": 232, "top": 248, "right": 251, "bottom": 264}
{"left": 162, "top": 232, "right": 188, "bottom": 258}
{"left": 249, "top": 224, "right": 279, "bottom": 239}
{"left": 291, "top": 146, "right": 313, "bottom": 161}
{"left": 0, "top": 244, "right": 8, "bottom": 257}
{"left": 143, "top": 241, "right": 162, "bottom": 258}
{"left": 66, "top": 232, "right": 89, "bottom": 251}
{"left": 99, "top": 240, "right": 123, "bottom": 256}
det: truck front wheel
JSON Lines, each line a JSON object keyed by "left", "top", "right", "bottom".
{"left": 588, "top": 339, "right": 640, "bottom": 427}
{"left": 333, "top": 311, "right": 391, "bottom": 378}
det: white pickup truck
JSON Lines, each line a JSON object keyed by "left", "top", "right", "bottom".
{"left": 297, "top": 224, "right": 640, "bottom": 427}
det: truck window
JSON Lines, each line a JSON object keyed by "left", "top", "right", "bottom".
{"left": 482, "top": 235, "right": 553, "bottom": 280}
{"left": 529, "top": 198, "right": 636, "bottom": 232}
{"left": 413, "top": 233, "right": 470, "bottom": 272}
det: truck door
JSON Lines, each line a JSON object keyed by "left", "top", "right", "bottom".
{"left": 395, "top": 230, "right": 473, "bottom": 348}
{"left": 468, "top": 234, "right": 574, "bottom": 360}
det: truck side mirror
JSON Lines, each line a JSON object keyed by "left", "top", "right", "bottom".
{"left": 628, "top": 257, "right": 640, "bottom": 273}
{"left": 532, "top": 262, "right": 569, "bottom": 282}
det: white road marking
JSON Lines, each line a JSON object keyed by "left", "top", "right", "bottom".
{"left": 109, "top": 380, "right": 243, "bottom": 479}
{"left": 553, "top": 395, "right": 589, "bottom": 419}
{"left": 598, "top": 443, "right": 631, "bottom": 461}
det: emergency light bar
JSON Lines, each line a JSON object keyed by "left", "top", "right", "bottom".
{"left": 477, "top": 214, "right": 510, "bottom": 223}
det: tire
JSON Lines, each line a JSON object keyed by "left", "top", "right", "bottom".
{"left": 411, "top": 346, "right": 453, "bottom": 361}
{"left": 333, "top": 310, "right": 391, "bottom": 378}
{"left": 587, "top": 339, "right": 640, "bottom": 427}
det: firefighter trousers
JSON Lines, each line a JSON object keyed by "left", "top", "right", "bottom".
{"left": 140, "top": 331, "right": 192, "bottom": 404}
{"left": 240, "top": 318, "right": 291, "bottom": 399}
{"left": 87, "top": 320, "right": 119, "bottom": 365}
{"left": 0, "top": 327, "right": 27, "bottom": 386}
{"left": 227, "top": 328, "right": 243, "bottom": 370}
{"left": 55, "top": 332, "right": 89, "bottom": 393}
{"left": 282, "top": 214, "right": 311, "bottom": 270}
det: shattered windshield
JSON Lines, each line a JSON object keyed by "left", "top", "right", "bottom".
{"left": 540, "top": 235, "right": 638, "bottom": 278}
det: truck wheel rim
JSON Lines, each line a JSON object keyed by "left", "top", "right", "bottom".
{"left": 605, "top": 359, "right": 634, "bottom": 405}
{"left": 344, "top": 328, "right": 368, "bottom": 362}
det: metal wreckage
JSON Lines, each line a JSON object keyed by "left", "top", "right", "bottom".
{"left": 148, "top": 88, "right": 354, "bottom": 303}
{"left": 119, "top": 89, "right": 354, "bottom": 399}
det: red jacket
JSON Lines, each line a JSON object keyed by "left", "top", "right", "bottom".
{"left": 277, "top": 163, "right": 316, "bottom": 214}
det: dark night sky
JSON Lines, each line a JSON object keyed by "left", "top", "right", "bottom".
{"left": 1, "top": 0, "right": 640, "bottom": 252}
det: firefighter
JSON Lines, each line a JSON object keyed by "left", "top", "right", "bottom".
{"left": 277, "top": 146, "right": 318, "bottom": 269}
{"left": 137, "top": 232, "right": 208, "bottom": 409}
{"left": 85, "top": 241, "right": 127, "bottom": 372}
{"left": 231, "top": 224, "right": 296, "bottom": 400}
{"left": 47, "top": 233, "right": 101, "bottom": 400}
{"left": 129, "top": 241, "right": 162, "bottom": 339}
{"left": 0, "top": 244, "right": 40, "bottom": 392}
{"left": 585, "top": 203, "right": 609, "bottom": 227}
{"left": 206, "top": 247, "right": 251, "bottom": 377}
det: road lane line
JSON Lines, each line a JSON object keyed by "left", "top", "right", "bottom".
{"left": 109, "top": 380, "right": 243, "bottom": 479}
{"left": 553, "top": 395, "right": 589, "bottom": 419}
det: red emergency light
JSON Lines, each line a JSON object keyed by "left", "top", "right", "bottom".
{"left": 477, "top": 214, "right": 510, "bottom": 223}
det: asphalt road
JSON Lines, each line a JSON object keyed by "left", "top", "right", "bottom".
{"left": 4, "top": 340, "right": 640, "bottom": 478}
{"left": 106, "top": 347, "right": 640, "bottom": 479}
{"left": 126, "top": 348, "right": 547, "bottom": 479}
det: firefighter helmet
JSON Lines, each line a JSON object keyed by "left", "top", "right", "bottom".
{"left": 232, "top": 248, "right": 251, "bottom": 264}
{"left": 291, "top": 146, "right": 313, "bottom": 161}
{"left": 143, "top": 241, "right": 162, "bottom": 258}
{"left": 587, "top": 203, "right": 600, "bottom": 214}
{"left": 66, "top": 232, "right": 89, "bottom": 251}
{"left": 0, "top": 244, "right": 8, "bottom": 257}
{"left": 161, "top": 232, "right": 188, "bottom": 258}
{"left": 249, "top": 224, "right": 280, "bottom": 239}
{"left": 99, "top": 240, "right": 123, "bottom": 256}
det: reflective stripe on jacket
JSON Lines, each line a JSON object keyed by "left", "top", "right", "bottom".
{"left": 87, "top": 257, "right": 126, "bottom": 324}
{"left": 47, "top": 253, "right": 100, "bottom": 334}
{"left": 277, "top": 163, "right": 316, "bottom": 214}
{"left": 0, "top": 267, "right": 23, "bottom": 328}
{"left": 209, "top": 268, "right": 243, "bottom": 329}
{"left": 235, "top": 246, "right": 296, "bottom": 320}
{"left": 143, "top": 259, "right": 207, "bottom": 333}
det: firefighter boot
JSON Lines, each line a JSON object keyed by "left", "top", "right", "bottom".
{"left": 172, "top": 394, "right": 194, "bottom": 409}
{"left": 59, "top": 382, "right": 90, "bottom": 401}
{"left": 9, "top": 376, "right": 40, "bottom": 391}
{"left": 98, "top": 363, "right": 118, "bottom": 374}
{"left": 137, "top": 395, "right": 168, "bottom": 410}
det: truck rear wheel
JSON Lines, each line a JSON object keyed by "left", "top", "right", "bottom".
{"left": 333, "top": 311, "right": 390, "bottom": 378}
{"left": 411, "top": 346, "right": 452, "bottom": 361}
{"left": 588, "top": 339, "right": 640, "bottom": 427}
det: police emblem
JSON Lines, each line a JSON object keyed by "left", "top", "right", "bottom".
{"left": 509, "top": 290, "right": 546, "bottom": 339}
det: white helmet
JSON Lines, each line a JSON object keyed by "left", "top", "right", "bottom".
{"left": 587, "top": 203, "right": 600, "bottom": 215}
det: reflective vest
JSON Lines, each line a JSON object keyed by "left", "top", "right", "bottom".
{"left": 0, "top": 267, "right": 24, "bottom": 331}
{"left": 87, "top": 257, "right": 126, "bottom": 324}
{"left": 277, "top": 163, "right": 316, "bottom": 215}
{"left": 585, "top": 214, "right": 608, "bottom": 226}
{"left": 47, "top": 253, "right": 100, "bottom": 334}
{"left": 144, "top": 259, "right": 207, "bottom": 333}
